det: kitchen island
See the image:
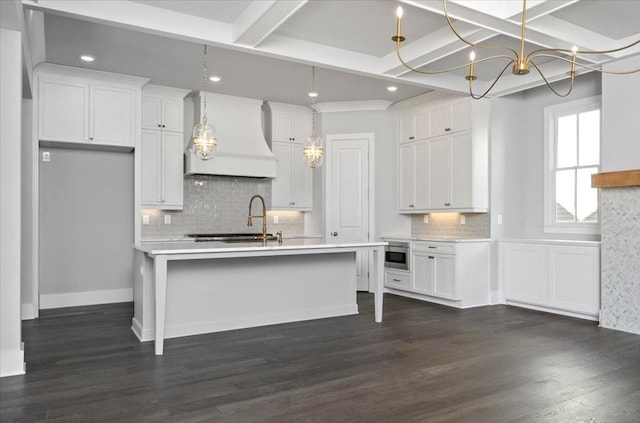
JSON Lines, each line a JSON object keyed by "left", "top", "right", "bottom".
{"left": 133, "top": 239, "right": 386, "bottom": 354}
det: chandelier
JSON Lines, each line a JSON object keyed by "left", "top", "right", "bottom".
{"left": 191, "top": 44, "right": 218, "bottom": 160}
{"left": 392, "top": 0, "right": 640, "bottom": 99}
{"left": 303, "top": 66, "right": 324, "bottom": 168}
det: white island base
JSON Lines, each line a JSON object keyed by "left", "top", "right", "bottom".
{"left": 133, "top": 240, "right": 386, "bottom": 354}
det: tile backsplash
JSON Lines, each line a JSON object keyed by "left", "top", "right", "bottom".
{"left": 411, "top": 213, "right": 490, "bottom": 239}
{"left": 142, "top": 175, "right": 304, "bottom": 239}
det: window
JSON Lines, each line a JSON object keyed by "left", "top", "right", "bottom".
{"left": 544, "top": 96, "right": 601, "bottom": 234}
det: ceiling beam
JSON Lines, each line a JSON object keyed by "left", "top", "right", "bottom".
{"left": 233, "top": 0, "right": 307, "bottom": 48}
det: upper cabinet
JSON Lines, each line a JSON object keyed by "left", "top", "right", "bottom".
{"left": 399, "top": 107, "right": 428, "bottom": 144}
{"left": 140, "top": 85, "right": 190, "bottom": 210}
{"left": 397, "top": 96, "right": 489, "bottom": 213}
{"left": 263, "top": 102, "right": 313, "bottom": 211}
{"left": 35, "top": 64, "right": 148, "bottom": 149}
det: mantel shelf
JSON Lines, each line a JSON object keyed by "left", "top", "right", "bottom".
{"left": 592, "top": 169, "right": 640, "bottom": 188}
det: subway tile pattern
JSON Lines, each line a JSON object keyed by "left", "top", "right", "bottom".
{"left": 600, "top": 187, "right": 640, "bottom": 335}
{"left": 411, "top": 213, "right": 490, "bottom": 239}
{"left": 142, "top": 175, "right": 304, "bottom": 239}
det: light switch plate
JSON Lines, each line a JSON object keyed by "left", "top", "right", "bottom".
{"left": 42, "top": 151, "right": 50, "bottom": 162}
{"left": 164, "top": 215, "right": 171, "bottom": 224}
{"left": 142, "top": 215, "right": 150, "bottom": 225}
{"left": 273, "top": 215, "right": 279, "bottom": 224}
{"left": 423, "top": 215, "right": 429, "bottom": 223}
{"left": 460, "top": 215, "right": 466, "bottom": 225}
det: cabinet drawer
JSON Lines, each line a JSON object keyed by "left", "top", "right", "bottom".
{"left": 384, "top": 270, "right": 410, "bottom": 291}
{"left": 412, "top": 241, "right": 456, "bottom": 254}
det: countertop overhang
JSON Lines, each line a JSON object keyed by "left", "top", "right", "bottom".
{"left": 137, "top": 238, "right": 387, "bottom": 257}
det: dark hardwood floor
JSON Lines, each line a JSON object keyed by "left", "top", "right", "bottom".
{"left": 1, "top": 294, "right": 639, "bottom": 422}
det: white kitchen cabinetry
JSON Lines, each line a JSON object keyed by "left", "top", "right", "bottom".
{"left": 140, "top": 85, "right": 190, "bottom": 210}
{"left": 399, "top": 106, "right": 428, "bottom": 144}
{"left": 36, "top": 64, "right": 147, "bottom": 149}
{"left": 500, "top": 240, "right": 600, "bottom": 320}
{"left": 263, "top": 102, "right": 313, "bottom": 210}
{"left": 383, "top": 238, "right": 491, "bottom": 308}
{"left": 397, "top": 96, "right": 489, "bottom": 213}
{"left": 428, "top": 99, "right": 471, "bottom": 138}
{"left": 384, "top": 269, "right": 411, "bottom": 291}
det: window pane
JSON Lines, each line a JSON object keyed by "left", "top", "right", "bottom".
{"left": 557, "top": 114, "right": 577, "bottom": 168}
{"left": 555, "top": 169, "right": 575, "bottom": 222}
{"left": 579, "top": 110, "right": 600, "bottom": 166}
{"left": 577, "top": 167, "right": 598, "bottom": 222}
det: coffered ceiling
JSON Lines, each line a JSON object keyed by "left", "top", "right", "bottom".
{"left": 21, "top": 0, "right": 640, "bottom": 106}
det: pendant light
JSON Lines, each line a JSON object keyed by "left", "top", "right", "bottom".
{"left": 303, "top": 66, "right": 324, "bottom": 168}
{"left": 191, "top": 45, "right": 218, "bottom": 160}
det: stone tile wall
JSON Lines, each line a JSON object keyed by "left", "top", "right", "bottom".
{"left": 411, "top": 212, "right": 490, "bottom": 239}
{"left": 600, "top": 186, "right": 640, "bottom": 335}
{"left": 142, "top": 175, "right": 304, "bottom": 239}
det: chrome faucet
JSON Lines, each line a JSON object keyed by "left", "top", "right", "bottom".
{"left": 247, "top": 194, "right": 268, "bottom": 243}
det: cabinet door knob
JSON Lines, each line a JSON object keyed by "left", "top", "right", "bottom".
{"left": 158, "top": 124, "right": 162, "bottom": 128}
{"left": 428, "top": 246, "right": 437, "bottom": 249}
{"left": 162, "top": 125, "right": 166, "bottom": 128}
{"left": 445, "top": 128, "right": 451, "bottom": 132}
{"left": 428, "top": 256, "right": 434, "bottom": 259}
{"left": 409, "top": 204, "right": 414, "bottom": 208}
{"left": 409, "top": 136, "right": 414, "bottom": 140}
{"left": 332, "top": 232, "right": 338, "bottom": 236}
{"left": 444, "top": 202, "right": 451, "bottom": 206}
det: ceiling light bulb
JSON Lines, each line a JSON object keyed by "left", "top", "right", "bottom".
{"left": 387, "top": 86, "right": 398, "bottom": 92}
{"left": 469, "top": 51, "right": 476, "bottom": 61}
{"left": 80, "top": 55, "right": 95, "bottom": 62}
{"left": 396, "top": 6, "right": 403, "bottom": 19}
{"left": 209, "top": 75, "right": 221, "bottom": 82}
{"left": 308, "top": 91, "right": 318, "bottom": 98}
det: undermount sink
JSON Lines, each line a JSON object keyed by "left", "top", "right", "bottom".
{"left": 186, "top": 233, "right": 277, "bottom": 242}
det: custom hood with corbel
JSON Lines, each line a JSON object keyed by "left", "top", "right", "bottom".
{"left": 184, "top": 92, "right": 277, "bottom": 178}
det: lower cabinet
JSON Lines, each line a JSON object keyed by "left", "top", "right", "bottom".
{"left": 500, "top": 240, "right": 600, "bottom": 320}
{"left": 384, "top": 239, "right": 490, "bottom": 308}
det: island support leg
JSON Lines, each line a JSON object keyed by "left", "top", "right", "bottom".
{"left": 373, "top": 246, "right": 384, "bottom": 323}
{"left": 154, "top": 254, "right": 168, "bottom": 355}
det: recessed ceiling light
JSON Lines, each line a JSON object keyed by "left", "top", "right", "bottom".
{"left": 387, "top": 86, "right": 398, "bottom": 92}
{"left": 209, "top": 75, "right": 221, "bottom": 82}
{"left": 80, "top": 55, "right": 95, "bottom": 62}
{"left": 308, "top": 91, "right": 318, "bottom": 98}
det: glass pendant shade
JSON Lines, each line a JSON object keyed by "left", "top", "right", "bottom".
{"left": 303, "top": 132, "right": 324, "bottom": 168}
{"left": 192, "top": 115, "right": 217, "bottom": 160}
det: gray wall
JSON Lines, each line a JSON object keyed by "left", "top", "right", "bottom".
{"left": 492, "top": 72, "right": 602, "bottom": 241}
{"left": 320, "top": 109, "right": 410, "bottom": 240}
{"left": 39, "top": 147, "right": 134, "bottom": 298}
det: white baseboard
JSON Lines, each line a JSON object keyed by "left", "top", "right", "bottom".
{"left": 21, "top": 303, "right": 36, "bottom": 320}
{"left": 0, "top": 349, "right": 25, "bottom": 378}
{"left": 505, "top": 300, "right": 599, "bottom": 321}
{"left": 40, "top": 288, "right": 133, "bottom": 309}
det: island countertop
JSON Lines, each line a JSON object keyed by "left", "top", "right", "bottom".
{"left": 137, "top": 238, "right": 387, "bottom": 256}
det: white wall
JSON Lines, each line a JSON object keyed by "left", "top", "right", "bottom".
{"left": 601, "top": 54, "right": 640, "bottom": 172}
{"left": 320, "top": 109, "right": 410, "bottom": 239}
{"left": 496, "top": 72, "right": 601, "bottom": 241}
{"left": 1, "top": 27, "right": 25, "bottom": 377}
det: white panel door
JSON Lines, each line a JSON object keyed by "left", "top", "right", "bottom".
{"left": 271, "top": 141, "right": 292, "bottom": 208}
{"left": 39, "top": 79, "right": 88, "bottom": 143}
{"left": 161, "top": 131, "right": 184, "bottom": 208}
{"left": 502, "top": 243, "right": 548, "bottom": 305}
{"left": 161, "top": 97, "right": 184, "bottom": 133}
{"left": 433, "top": 254, "right": 458, "bottom": 300}
{"left": 328, "top": 135, "right": 370, "bottom": 291}
{"left": 141, "top": 130, "right": 161, "bottom": 207}
{"left": 428, "top": 135, "right": 451, "bottom": 209}
{"left": 548, "top": 246, "right": 600, "bottom": 314}
{"left": 290, "top": 143, "right": 312, "bottom": 209}
{"left": 398, "top": 143, "right": 415, "bottom": 210}
{"left": 451, "top": 131, "right": 472, "bottom": 208}
{"left": 142, "top": 95, "right": 162, "bottom": 130}
{"left": 90, "top": 85, "right": 135, "bottom": 147}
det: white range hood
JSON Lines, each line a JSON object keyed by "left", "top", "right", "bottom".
{"left": 185, "top": 92, "right": 277, "bottom": 178}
